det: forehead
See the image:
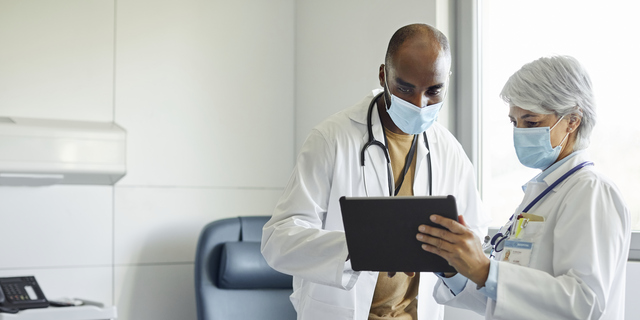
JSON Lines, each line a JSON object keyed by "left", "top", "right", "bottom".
{"left": 389, "top": 40, "right": 450, "bottom": 85}
{"left": 509, "top": 106, "right": 545, "bottom": 118}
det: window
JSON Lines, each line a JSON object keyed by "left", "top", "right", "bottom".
{"left": 479, "top": 0, "right": 640, "bottom": 230}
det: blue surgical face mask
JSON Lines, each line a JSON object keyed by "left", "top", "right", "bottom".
{"left": 513, "top": 115, "right": 569, "bottom": 170}
{"left": 384, "top": 71, "right": 444, "bottom": 135}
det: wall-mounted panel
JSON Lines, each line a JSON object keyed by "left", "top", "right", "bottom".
{"left": 0, "top": 117, "right": 126, "bottom": 186}
{"left": 115, "top": 0, "right": 295, "bottom": 188}
{"left": 0, "top": 0, "right": 115, "bottom": 122}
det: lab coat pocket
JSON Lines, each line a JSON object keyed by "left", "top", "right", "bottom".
{"left": 518, "top": 221, "right": 544, "bottom": 240}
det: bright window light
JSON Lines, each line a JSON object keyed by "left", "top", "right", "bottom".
{"left": 480, "top": 0, "right": 640, "bottom": 229}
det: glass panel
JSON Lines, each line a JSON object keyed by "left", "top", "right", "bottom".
{"left": 480, "top": 0, "right": 640, "bottom": 229}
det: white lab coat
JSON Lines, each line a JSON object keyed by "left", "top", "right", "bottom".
{"left": 433, "top": 152, "right": 631, "bottom": 319}
{"left": 261, "top": 89, "right": 491, "bottom": 320}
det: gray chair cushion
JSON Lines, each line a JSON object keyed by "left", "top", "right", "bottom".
{"left": 218, "top": 242, "right": 292, "bottom": 289}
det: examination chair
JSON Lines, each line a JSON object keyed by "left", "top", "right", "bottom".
{"left": 194, "top": 216, "right": 296, "bottom": 320}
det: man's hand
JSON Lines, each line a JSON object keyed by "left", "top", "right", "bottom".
{"left": 416, "top": 215, "right": 490, "bottom": 286}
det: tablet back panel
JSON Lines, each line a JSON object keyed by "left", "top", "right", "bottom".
{"left": 339, "top": 195, "right": 457, "bottom": 272}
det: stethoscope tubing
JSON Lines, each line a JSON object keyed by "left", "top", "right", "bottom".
{"left": 360, "top": 92, "right": 432, "bottom": 197}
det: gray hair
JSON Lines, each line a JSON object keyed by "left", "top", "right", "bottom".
{"left": 500, "top": 55, "right": 596, "bottom": 150}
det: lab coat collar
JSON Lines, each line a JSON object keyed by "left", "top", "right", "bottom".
{"left": 352, "top": 89, "right": 385, "bottom": 140}
{"left": 522, "top": 150, "right": 589, "bottom": 191}
{"left": 541, "top": 150, "right": 589, "bottom": 185}
{"left": 347, "top": 89, "right": 383, "bottom": 125}
{"left": 413, "top": 132, "right": 431, "bottom": 196}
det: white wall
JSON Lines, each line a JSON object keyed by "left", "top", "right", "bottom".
{"left": 0, "top": 1, "right": 294, "bottom": 320}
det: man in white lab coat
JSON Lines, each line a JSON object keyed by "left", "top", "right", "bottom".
{"left": 261, "top": 23, "right": 491, "bottom": 320}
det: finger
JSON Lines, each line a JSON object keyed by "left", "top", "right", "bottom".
{"left": 430, "top": 214, "right": 467, "bottom": 235}
{"left": 420, "top": 240, "right": 458, "bottom": 266}
{"left": 417, "top": 224, "right": 457, "bottom": 244}
{"left": 416, "top": 232, "right": 455, "bottom": 253}
{"left": 387, "top": 272, "right": 396, "bottom": 278}
{"left": 404, "top": 272, "right": 416, "bottom": 278}
{"left": 420, "top": 241, "right": 453, "bottom": 262}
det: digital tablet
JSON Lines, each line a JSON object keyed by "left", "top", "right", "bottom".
{"left": 339, "top": 195, "right": 458, "bottom": 272}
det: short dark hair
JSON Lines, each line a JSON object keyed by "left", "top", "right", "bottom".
{"left": 384, "top": 23, "right": 450, "bottom": 67}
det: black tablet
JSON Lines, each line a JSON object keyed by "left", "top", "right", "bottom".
{"left": 339, "top": 195, "right": 458, "bottom": 272}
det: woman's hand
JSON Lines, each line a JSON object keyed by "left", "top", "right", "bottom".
{"left": 416, "top": 215, "right": 490, "bottom": 287}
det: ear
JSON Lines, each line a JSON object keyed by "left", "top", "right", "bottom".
{"left": 379, "top": 64, "right": 386, "bottom": 88}
{"left": 568, "top": 112, "right": 582, "bottom": 132}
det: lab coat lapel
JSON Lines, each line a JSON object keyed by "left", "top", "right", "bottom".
{"left": 414, "top": 130, "right": 432, "bottom": 196}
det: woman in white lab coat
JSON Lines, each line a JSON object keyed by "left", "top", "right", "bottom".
{"left": 416, "top": 55, "right": 631, "bottom": 319}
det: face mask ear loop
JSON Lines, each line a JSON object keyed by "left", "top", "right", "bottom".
{"left": 442, "top": 74, "right": 451, "bottom": 102}
{"left": 557, "top": 131, "right": 570, "bottom": 149}
{"left": 550, "top": 115, "right": 570, "bottom": 148}
{"left": 383, "top": 66, "right": 392, "bottom": 109}
{"left": 550, "top": 115, "right": 565, "bottom": 131}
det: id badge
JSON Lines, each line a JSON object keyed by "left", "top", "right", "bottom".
{"left": 501, "top": 240, "right": 533, "bottom": 267}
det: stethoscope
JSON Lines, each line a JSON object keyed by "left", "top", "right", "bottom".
{"left": 360, "top": 92, "right": 432, "bottom": 197}
{"left": 487, "top": 160, "right": 594, "bottom": 257}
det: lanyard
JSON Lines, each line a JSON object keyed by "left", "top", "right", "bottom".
{"left": 489, "top": 160, "right": 594, "bottom": 254}
{"left": 383, "top": 131, "right": 419, "bottom": 196}
{"left": 521, "top": 161, "right": 594, "bottom": 214}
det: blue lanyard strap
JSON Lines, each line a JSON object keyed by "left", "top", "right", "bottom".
{"left": 522, "top": 161, "right": 594, "bottom": 213}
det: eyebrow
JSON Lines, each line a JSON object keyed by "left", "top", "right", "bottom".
{"left": 395, "top": 77, "right": 445, "bottom": 89}
{"left": 395, "top": 77, "right": 415, "bottom": 88}
{"left": 508, "top": 113, "right": 539, "bottom": 120}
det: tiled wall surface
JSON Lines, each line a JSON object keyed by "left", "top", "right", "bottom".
{"left": 114, "top": 0, "right": 294, "bottom": 188}
{"left": 0, "top": 0, "right": 115, "bottom": 122}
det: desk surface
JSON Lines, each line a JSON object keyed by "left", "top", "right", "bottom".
{"left": 0, "top": 305, "right": 116, "bottom": 320}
